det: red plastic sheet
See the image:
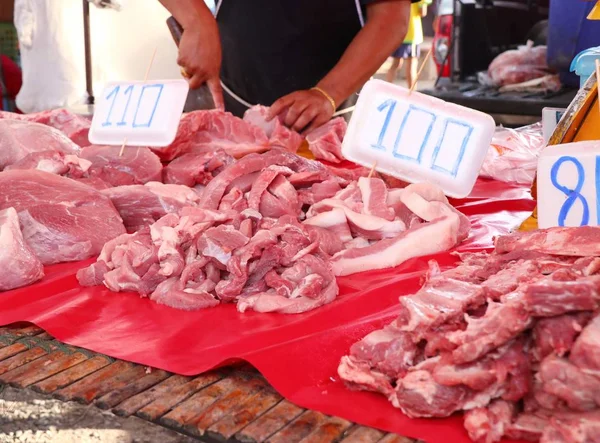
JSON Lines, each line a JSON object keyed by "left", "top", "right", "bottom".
{"left": 0, "top": 179, "right": 535, "bottom": 443}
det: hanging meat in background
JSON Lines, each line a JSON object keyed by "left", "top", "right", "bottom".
{"left": 484, "top": 42, "right": 561, "bottom": 92}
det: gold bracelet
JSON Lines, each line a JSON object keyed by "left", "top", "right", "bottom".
{"left": 311, "top": 87, "right": 336, "bottom": 113}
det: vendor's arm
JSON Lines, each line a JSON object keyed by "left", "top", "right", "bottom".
{"left": 158, "top": 0, "right": 224, "bottom": 108}
{"left": 269, "top": 0, "right": 412, "bottom": 133}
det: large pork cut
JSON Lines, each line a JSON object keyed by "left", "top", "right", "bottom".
{"left": 154, "top": 110, "right": 270, "bottom": 161}
{"left": 162, "top": 150, "right": 234, "bottom": 187}
{"left": 0, "top": 109, "right": 91, "bottom": 147}
{"left": 0, "top": 119, "right": 81, "bottom": 170}
{"left": 80, "top": 145, "right": 163, "bottom": 187}
{"left": 0, "top": 207, "right": 44, "bottom": 291}
{"left": 0, "top": 170, "right": 126, "bottom": 264}
{"left": 102, "top": 182, "right": 201, "bottom": 233}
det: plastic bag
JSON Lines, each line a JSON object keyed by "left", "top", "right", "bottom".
{"left": 479, "top": 122, "right": 545, "bottom": 185}
{"left": 487, "top": 41, "right": 551, "bottom": 87}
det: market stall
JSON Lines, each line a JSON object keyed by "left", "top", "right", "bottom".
{"left": 1, "top": 1, "right": 600, "bottom": 442}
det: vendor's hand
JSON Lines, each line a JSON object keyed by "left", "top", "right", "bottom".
{"left": 268, "top": 89, "right": 336, "bottom": 134}
{"left": 177, "top": 26, "right": 224, "bottom": 110}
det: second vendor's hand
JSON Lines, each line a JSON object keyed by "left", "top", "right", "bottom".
{"left": 268, "top": 88, "right": 336, "bottom": 134}
{"left": 177, "top": 27, "right": 225, "bottom": 110}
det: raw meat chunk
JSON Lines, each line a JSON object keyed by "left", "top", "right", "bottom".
{"left": 0, "top": 170, "right": 126, "bottom": 264}
{"left": 5, "top": 150, "right": 91, "bottom": 178}
{"left": 533, "top": 313, "right": 592, "bottom": 361}
{"left": 570, "top": 313, "right": 600, "bottom": 374}
{"left": 0, "top": 119, "right": 80, "bottom": 170}
{"left": 0, "top": 109, "right": 91, "bottom": 147}
{"left": 80, "top": 145, "right": 163, "bottom": 187}
{"left": 243, "top": 105, "right": 302, "bottom": 152}
{"left": 162, "top": 150, "right": 234, "bottom": 187}
{"left": 306, "top": 117, "right": 347, "bottom": 163}
{"left": 155, "top": 110, "right": 269, "bottom": 161}
{"left": 0, "top": 207, "right": 44, "bottom": 291}
{"left": 495, "top": 226, "right": 600, "bottom": 257}
{"left": 102, "top": 182, "right": 201, "bottom": 233}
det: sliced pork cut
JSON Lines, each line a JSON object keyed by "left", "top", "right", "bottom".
{"left": 0, "top": 207, "right": 44, "bottom": 291}
{"left": 155, "top": 110, "right": 269, "bottom": 161}
{"left": 306, "top": 117, "right": 347, "bottom": 163}
{"left": 102, "top": 182, "right": 201, "bottom": 233}
{"left": 78, "top": 209, "right": 338, "bottom": 314}
{"left": 0, "top": 119, "right": 80, "bottom": 170}
{"left": 0, "top": 109, "right": 91, "bottom": 147}
{"left": 0, "top": 170, "right": 126, "bottom": 264}
{"left": 80, "top": 145, "right": 163, "bottom": 187}
{"left": 495, "top": 226, "right": 600, "bottom": 257}
{"left": 162, "top": 150, "right": 234, "bottom": 187}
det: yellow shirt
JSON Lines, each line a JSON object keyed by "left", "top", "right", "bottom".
{"left": 403, "top": 0, "right": 430, "bottom": 45}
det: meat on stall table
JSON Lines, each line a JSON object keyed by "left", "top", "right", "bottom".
{"left": 338, "top": 225, "right": 600, "bottom": 443}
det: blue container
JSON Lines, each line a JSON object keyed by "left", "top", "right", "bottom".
{"left": 570, "top": 46, "right": 600, "bottom": 88}
{"left": 547, "top": 0, "right": 600, "bottom": 87}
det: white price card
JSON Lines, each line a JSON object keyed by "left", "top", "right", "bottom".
{"left": 538, "top": 141, "right": 600, "bottom": 229}
{"left": 542, "top": 107, "right": 566, "bottom": 143}
{"left": 89, "top": 79, "right": 189, "bottom": 147}
{"left": 342, "top": 79, "right": 495, "bottom": 198}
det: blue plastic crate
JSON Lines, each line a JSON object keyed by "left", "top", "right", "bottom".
{"left": 547, "top": 0, "right": 600, "bottom": 87}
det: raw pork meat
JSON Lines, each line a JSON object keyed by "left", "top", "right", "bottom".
{"left": 102, "top": 182, "right": 201, "bottom": 233}
{"left": 306, "top": 117, "right": 347, "bottom": 163}
{"left": 163, "top": 150, "right": 234, "bottom": 187}
{"left": 0, "top": 170, "right": 126, "bottom": 264}
{"left": 243, "top": 105, "right": 303, "bottom": 152}
{"left": 338, "top": 225, "right": 600, "bottom": 442}
{"left": 488, "top": 43, "right": 551, "bottom": 87}
{"left": 0, "top": 109, "right": 91, "bottom": 147}
{"left": 0, "top": 119, "right": 80, "bottom": 170}
{"left": 154, "top": 110, "right": 269, "bottom": 161}
{"left": 80, "top": 145, "right": 163, "bottom": 187}
{"left": 0, "top": 207, "right": 44, "bottom": 291}
{"left": 78, "top": 210, "right": 338, "bottom": 314}
{"left": 306, "top": 180, "right": 470, "bottom": 276}
{"left": 5, "top": 150, "right": 91, "bottom": 178}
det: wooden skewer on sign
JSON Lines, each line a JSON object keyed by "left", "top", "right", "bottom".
{"left": 119, "top": 47, "right": 158, "bottom": 157}
{"left": 368, "top": 161, "right": 378, "bottom": 178}
{"left": 409, "top": 46, "right": 433, "bottom": 94}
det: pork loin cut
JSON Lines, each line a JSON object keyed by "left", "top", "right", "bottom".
{"left": 306, "top": 117, "right": 347, "bottom": 163}
{"left": 0, "top": 119, "right": 80, "bottom": 170}
{"left": 154, "top": 110, "right": 269, "bottom": 161}
{"left": 495, "top": 226, "right": 600, "bottom": 257}
{"left": 80, "top": 145, "right": 163, "bottom": 187}
{"left": 0, "top": 170, "right": 126, "bottom": 264}
{"left": 102, "top": 182, "right": 201, "bottom": 232}
{"left": 0, "top": 109, "right": 91, "bottom": 147}
{"left": 0, "top": 207, "right": 44, "bottom": 291}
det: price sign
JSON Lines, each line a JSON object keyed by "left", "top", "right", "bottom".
{"left": 89, "top": 79, "right": 189, "bottom": 147}
{"left": 542, "top": 107, "right": 566, "bottom": 143}
{"left": 342, "top": 79, "right": 495, "bottom": 198}
{"left": 537, "top": 141, "right": 600, "bottom": 229}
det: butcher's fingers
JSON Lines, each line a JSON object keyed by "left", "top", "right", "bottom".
{"left": 292, "top": 107, "right": 319, "bottom": 133}
{"left": 207, "top": 77, "right": 225, "bottom": 111}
